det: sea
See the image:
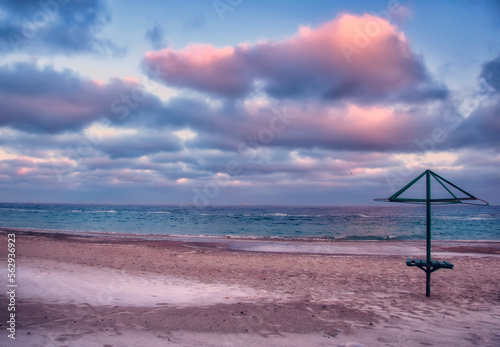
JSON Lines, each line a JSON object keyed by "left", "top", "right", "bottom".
{"left": 0, "top": 202, "right": 499, "bottom": 241}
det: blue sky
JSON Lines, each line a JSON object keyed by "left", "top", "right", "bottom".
{"left": 0, "top": 0, "right": 499, "bottom": 205}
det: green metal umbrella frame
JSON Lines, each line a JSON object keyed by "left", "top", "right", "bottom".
{"left": 375, "top": 169, "right": 489, "bottom": 297}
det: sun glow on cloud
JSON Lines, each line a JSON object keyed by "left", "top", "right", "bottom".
{"left": 290, "top": 151, "right": 316, "bottom": 167}
{"left": 173, "top": 129, "right": 197, "bottom": 141}
{"left": 394, "top": 152, "right": 461, "bottom": 171}
{"left": 340, "top": 104, "right": 394, "bottom": 130}
{"left": 0, "top": 149, "right": 18, "bottom": 161}
{"left": 84, "top": 124, "right": 138, "bottom": 137}
{"left": 16, "top": 167, "right": 33, "bottom": 176}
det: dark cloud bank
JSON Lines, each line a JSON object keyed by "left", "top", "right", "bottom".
{"left": 0, "top": 0, "right": 120, "bottom": 55}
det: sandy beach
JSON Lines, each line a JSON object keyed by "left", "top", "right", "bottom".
{"left": 1, "top": 229, "right": 500, "bottom": 346}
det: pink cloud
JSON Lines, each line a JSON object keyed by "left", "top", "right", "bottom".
{"left": 244, "top": 102, "right": 434, "bottom": 151}
{"left": 143, "top": 13, "right": 445, "bottom": 102}
{"left": 144, "top": 44, "right": 249, "bottom": 97}
{"left": 0, "top": 63, "right": 146, "bottom": 133}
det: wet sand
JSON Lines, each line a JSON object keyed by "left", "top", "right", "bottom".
{"left": 1, "top": 229, "right": 499, "bottom": 346}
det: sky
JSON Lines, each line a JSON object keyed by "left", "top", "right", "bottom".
{"left": 0, "top": 0, "right": 499, "bottom": 206}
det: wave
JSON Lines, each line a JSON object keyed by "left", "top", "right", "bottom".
{"left": 356, "top": 213, "right": 373, "bottom": 218}
{"left": 334, "top": 234, "right": 419, "bottom": 241}
{"left": 434, "top": 214, "right": 497, "bottom": 221}
{"left": 67, "top": 209, "right": 118, "bottom": 213}
{"left": 0, "top": 208, "right": 50, "bottom": 212}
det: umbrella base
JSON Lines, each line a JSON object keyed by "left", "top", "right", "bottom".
{"left": 406, "top": 258, "right": 454, "bottom": 272}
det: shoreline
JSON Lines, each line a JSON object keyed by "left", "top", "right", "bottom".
{"left": 1, "top": 230, "right": 500, "bottom": 346}
{"left": 2, "top": 226, "right": 500, "bottom": 243}
{"left": 2, "top": 227, "right": 500, "bottom": 257}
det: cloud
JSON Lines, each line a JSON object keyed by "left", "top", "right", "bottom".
{"left": 98, "top": 130, "right": 183, "bottom": 159}
{"left": 171, "top": 100, "right": 440, "bottom": 154}
{"left": 0, "top": 0, "right": 121, "bottom": 55}
{"left": 0, "top": 60, "right": 446, "bottom": 159}
{"left": 450, "top": 97, "right": 500, "bottom": 149}
{"left": 447, "top": 55, "right": 500, "bottom": 150}
{"left": 480, "top": 55, "right": 500, "bottom": 92}
{"left": 145, "top": 23, "right": 168, "bottom": 50}
{"left": 0, "top": 62, "right": 161, "bottom": 133}
{"left": 143, "top": 13, "right": 447, "bottom": 103}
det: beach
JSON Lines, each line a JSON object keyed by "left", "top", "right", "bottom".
{"left": 1, "top": 229, "right": 500, "bottom": 346}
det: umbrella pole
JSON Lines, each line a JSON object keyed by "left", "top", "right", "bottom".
{"left": 426, "top": 170, "right": 431, "bottom": 297}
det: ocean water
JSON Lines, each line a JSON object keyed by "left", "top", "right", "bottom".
{"left": 0, "top": 203, "right": 499, "bottom": 241}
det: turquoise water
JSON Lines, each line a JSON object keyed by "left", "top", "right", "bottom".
{"left": 0, "top": 203, "right": 498, "bottom": 241}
